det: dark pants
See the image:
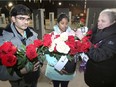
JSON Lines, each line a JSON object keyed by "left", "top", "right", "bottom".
{"left": 9, "top": 79, "right": 37, "bottom": 87}
{"left": 9, "top": 70, "right": 40, "bottom": 87}
{"left": 52, "top": 80, "right": 69, "bottom": 87}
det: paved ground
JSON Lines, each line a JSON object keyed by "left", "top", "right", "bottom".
{"left": 0, "top": 63, "right": 88, "bottom": 87}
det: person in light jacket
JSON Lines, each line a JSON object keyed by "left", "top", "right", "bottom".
{"left": 45, "top": 13, "right": 76, "bottom": 87}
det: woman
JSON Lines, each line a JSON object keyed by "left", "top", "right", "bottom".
{"left": 45, "top": 13, "right": 76, "bottom": 87}
{"left": 76, "top": 8, "right": 116, "bottom": 87}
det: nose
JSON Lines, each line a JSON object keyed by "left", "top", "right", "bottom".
{"left": 98, "top": 21, "right": 101, "bottom": 26}
{"left": 24, "top": 19, "right": 30, "bottom": 24}
{"left": 64, "top": 24, "right": 68, "bottom": 28}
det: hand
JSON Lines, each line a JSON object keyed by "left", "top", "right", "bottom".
{"left": 20, "top": 61, "right": 40, "bottom": 74}
{"left": 59, "top": 68, "right": 68, "bottom": 74}
{"left": 33, "top": 61, "right": 40, "bottom": 71}
{"left": 20, "top": 62, "right": 33, "bottom": 74}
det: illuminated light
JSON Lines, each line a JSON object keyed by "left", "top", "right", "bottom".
{"left": 8, "top": 2, "right": 13, "bottom": 7}
{"left": 59, "top": 2, "right": 62, "bottom": 5}
{"left": 80, "top": 13, "right": 84, "bottom": 17}
{"left": 40, "top": 0, "right": 42, "bottom": 3}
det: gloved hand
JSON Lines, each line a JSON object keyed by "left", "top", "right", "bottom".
{"left": 45, "top": 54, "right": 58, "bottom": 66}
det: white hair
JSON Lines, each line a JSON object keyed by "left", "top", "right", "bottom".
{"left": 100, "top": 8, "right": 116, "bottom": 23}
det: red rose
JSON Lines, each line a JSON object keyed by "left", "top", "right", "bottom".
{"left": 9, "top": 45, "right": 17, "bottom": 54}
{"left": 55, "top": 35, "right": 60, "bottom": 38}
{"left": 54, "top": 46, "right": 57, "bottom": 52}
{"left": 43, "top": 34, "right": 52, "bottom": 47}
{"left": 66, "top": 36, "right": 75, "bottom": 48}
{"left": 65, "top": 36, "right": 78, "bottom": 55}
{"left": 0, "top": 52, "right": 4, "bottom": 59}
{"left": 68, "top": 36, "right": 75, "bottom": 42}
{"left": 80, "top": 42, "right": 91, "bottom": 52}
{"left": 1, "top": 41, "right": 17, "bottom": 54}
{"left": 26, "top": 44, "right": 38, "bottom": 61}
{"left": 69, "top": 48, "right": 78, "bottom": 55}
{"left": 80, "top": 18, "right": 85, "bottom": 23}
{"left": 1, "top": 53, "right": 17, "bottom": 67}
{"left": 34, "top": 39, "right": 43, "bottom": 48}
{"left": 86, "top": 30, "right": 93, "bottom": 35}
{"left": 82, "top": 36, "right": 90, "bottom": 42}
{"left": 75, "top": 39, "right": 91, "bottom": 52}
{"left": 75, "top": 41, "right": 83, "bottom": 52}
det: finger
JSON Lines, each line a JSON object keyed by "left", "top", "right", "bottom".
{"left": 33, "top": 65, "right": 39, "bottom": 71}
{"left": 61, "top": 69, "right": 68, "bottom": 74}
{"left": 34, "top": 61, "right": 40, "bottom": 67}
{"left": 33, "top": 68, "right": 38, "bottom": 71}
{"left": 59, "top": 71, "right": 63, "bottom": 74}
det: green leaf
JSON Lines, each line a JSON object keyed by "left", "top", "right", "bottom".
{"left": 7, "top": 67, "right": 14, "bottom": 76}
{"left": 16, "top": 56, "right": 27, "bottom": 69}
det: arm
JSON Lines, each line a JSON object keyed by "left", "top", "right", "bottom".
{"left": 87, "top": 37, "right": 116, "bottom": 62}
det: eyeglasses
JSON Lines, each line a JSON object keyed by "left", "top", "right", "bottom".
{"left": 15, "top": 17, "right": 31, "bottom": 21}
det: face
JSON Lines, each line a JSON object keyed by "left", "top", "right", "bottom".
{"left": 98, "top": 13, "right": 112, "bottom": 29}
{"left": 11, "top": 15, "right": 31, "bottom": 31}
{"left": 58, "top": 18, "right": 68, "bottom": 32}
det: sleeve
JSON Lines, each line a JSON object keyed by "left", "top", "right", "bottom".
{"left": 87, "top": 37, "right": 116, "bottom": 62}
{"left": 45, "top": 54, "right": 58, "bottom": 66}
{"left": 0, "top": 65, "right": 21, "bottom": 81}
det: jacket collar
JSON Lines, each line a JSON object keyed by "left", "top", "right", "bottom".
{"left": 53, "top": 25, "right": 72, "bottom": 35}
{"left": 92, "top": 23, "right": 116, "bottom": 43}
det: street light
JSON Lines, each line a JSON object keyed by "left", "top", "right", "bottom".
{"left": 58, "top": 2, "right": 62, "bottom": 6}
{"left": 8, "top": 2, "right": 13, "bottom": 8}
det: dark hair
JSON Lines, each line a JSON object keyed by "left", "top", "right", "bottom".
{"left": 57, "top": 13, "right": 69, "bottom": 23}
{"left": 9, "top": 4, "right": 31, "bottom": 17}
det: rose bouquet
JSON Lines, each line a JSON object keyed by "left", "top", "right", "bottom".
{"left": 42, "top": 31, "right": 91, "bottom": 73}
{"left": 75, "top": 29, "right": 93, "bottom": 72}
{"left": 42, "top": 32, "right": 78, "bottom": 73}
{"left": 26, "top": 39, "right": 45, "bottom": 64}
{"left": 43, "top": 32, "right": 78, "bottom": 61}
{"left": 75, "top": 29, "right": 92, "bottom": 53}
{"left": 42, "top": 30, "right": 92, "bottom": 59}
{"left": 0, "top": 41, "right": 19, "bottom": 75}
{"left": 0, "top": 39, "right": 45, "bottom": 76}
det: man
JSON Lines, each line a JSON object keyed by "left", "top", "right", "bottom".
{"left": 0, "top": 4, "right": 41, "bottom": 87}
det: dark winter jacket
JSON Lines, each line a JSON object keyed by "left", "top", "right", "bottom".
{"left": 84, "top": 23, "right": 116, "bottom": 87}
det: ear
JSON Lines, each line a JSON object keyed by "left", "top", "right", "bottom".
{"left": 11, "top": 16, "right": 16, "bottom": 22}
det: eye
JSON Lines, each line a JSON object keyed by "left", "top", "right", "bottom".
{"left": 19, "top": 17, "right": 25, "bottom": 20}
{"left": 26, "top": 18, "right": 31, "bottom": 21}
{"left": 16, "top": 17, "right": 31, "bottom": 21}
